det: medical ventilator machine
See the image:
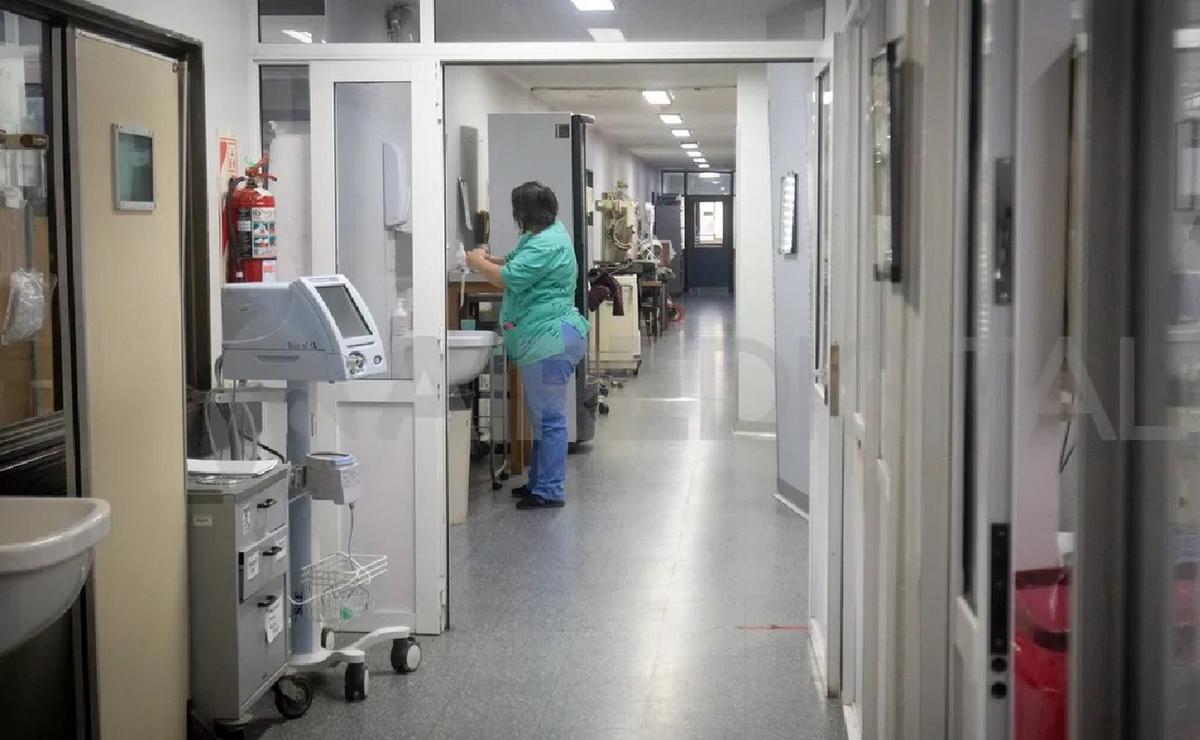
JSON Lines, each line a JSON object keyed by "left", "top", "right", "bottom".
{"left": 215, "top": 276, "right": 421, "bottom": 719}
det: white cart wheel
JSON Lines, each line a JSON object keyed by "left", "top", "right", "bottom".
{"left": 320, "top": 627, "right": 336, "bottom": 650}
{"left": 391, "top": 637, "right": 422, "bottom": 674}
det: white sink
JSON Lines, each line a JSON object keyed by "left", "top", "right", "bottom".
{"left": 447, "top": 330, "right": 502, "bottom": 385}
{"left": 0, "top": 497, "right": 111, "bottom": 657}
{"left": 391, "top": 330, "right": 502, "bottom": 385}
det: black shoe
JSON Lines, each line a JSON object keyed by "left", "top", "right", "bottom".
{"left": 515, "top": 496, "right": 565, "bottom": 510}
{"left": 511, "top": 484, "right": 534, "bottom": 499}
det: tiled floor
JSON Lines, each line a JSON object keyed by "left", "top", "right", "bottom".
{"left": 254, "top": 296, "right": 846, "bottom": 740}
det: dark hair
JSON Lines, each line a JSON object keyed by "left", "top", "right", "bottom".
{"left": 511, "top": 181, "right": 558, "bottom": 234}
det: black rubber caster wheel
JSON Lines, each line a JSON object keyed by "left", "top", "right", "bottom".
{"left": 599, "top": 402, "right": 610, "bottom": 415}
{"left": 491, "top": 480, "right": 502, "bottom": 491}
{"left": 214, "top": 723, "right": 247, "bottom": 740}
{"left": 320, "top": 627, "right": 336, "bottom": 650}
{"left": 273, "top": 676, "right": 313, "bottom": 720}
{"left": 344, "top": 663, "right": 368, "bottom": 702}
{"left": 499, "top": 471, "right": 510, "bottom": 481}
{"left": 391, "top": 637, "right": 422, "bottom": 674}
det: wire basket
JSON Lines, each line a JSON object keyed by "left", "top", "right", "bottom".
{"left": 292, "top": 552, "right": 388, "bottom": 623}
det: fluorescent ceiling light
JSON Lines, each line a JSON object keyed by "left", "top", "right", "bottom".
{"left": 699, "top": 172, "right": 720, "bottom": 179}
{"left": 572, "top": 0, "right": 616, "bottom": 10}
{"left": 588, "top": 27, "right": 625, "bottom": 42}
{"left": 686, "top": 151, "right": 703, "bottom": 158}
{"left": 670, "top": 129, "right": 691, "bottom": 138}
{"left": 659, "top": 113, "right": 683, "bottom": 125}
{"left": 695, "top": 158, "right": 708, "bottom": 164}
{"left": 642, "top": 90, "right": 673, "bottom": 105}
{"left": 698, "top": 163, "right": 711, "bottom": 169}
{"left": 281, "top": 29, "right": 313, "bottom": 43}
{"left": 680, "top": 143, "right": 699, "bottom": 150}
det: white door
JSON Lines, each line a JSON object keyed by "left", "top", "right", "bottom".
{"left": 950, "top": 0, "right": 1015, "bottom": 733}
{"left": 809, "top": 56, "right": 845, "bottom": 698}
{"left": 74, "top": 32, "right": 189, "bottom": 738}
{"left": 307, "top": 60, "right": 447, "bottom": 635}
{"left": 951, "top": 1, "right": 1079, "bottom": 737}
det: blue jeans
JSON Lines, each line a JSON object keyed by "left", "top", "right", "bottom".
{"left": 521, "top": 323, "right": 588, "bottom": 502}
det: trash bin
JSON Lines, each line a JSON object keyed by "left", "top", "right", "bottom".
{"left": 1014, "top": 567, "right": 1070, "bottom": 740}
{"left": 448, "top": 396, "right": 472, "bottom": 525}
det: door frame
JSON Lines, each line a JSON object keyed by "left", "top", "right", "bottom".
{"left": 1, "top": 3, "right": 211, "bottom": 736}
{"left": 249, "top": 2, "right": 823, "bottom": 639}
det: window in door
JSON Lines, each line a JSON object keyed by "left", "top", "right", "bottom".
{"left": 697, "top": 201, "right": 725, "bottom": 246}
{"left": 0, "top": 12, "right": 60, "bottom": 479}
{"left": 815, "top": 67, "right": 832, "bottom": 387}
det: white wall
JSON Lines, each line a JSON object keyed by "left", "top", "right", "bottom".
{"left": 443, "top": 65, "right": 549, "bottom": 260}
{"left": 90, "top": 0, "right": 253, "bottom": 371}
{"left": 768, "top": 62, "right": 813, "bottom": 499}
{"left": 444, "top": 66, "right": 657, "bottom": 269}
{"left": 735, "top": 66, "right": 777, "bottom": 429}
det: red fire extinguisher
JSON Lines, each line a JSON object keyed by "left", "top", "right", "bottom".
{"left": 225, "top": 156, "right": 278, "bottom": 283}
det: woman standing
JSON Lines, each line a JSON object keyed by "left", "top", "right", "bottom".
{"left": 466, "top": 181, "right": 590, "bottom": 509}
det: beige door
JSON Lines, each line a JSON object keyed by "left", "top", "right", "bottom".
{"left": 74, "top": 32, "right": 187, "bottom": 739}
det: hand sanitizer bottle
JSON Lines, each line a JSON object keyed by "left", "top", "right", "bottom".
{"left": 389, "top": 297, "right": 412, "bottom": 378}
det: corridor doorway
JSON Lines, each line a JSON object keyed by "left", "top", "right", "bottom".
{"left": 685, "top": 195, "right": 735, "bottom": 292}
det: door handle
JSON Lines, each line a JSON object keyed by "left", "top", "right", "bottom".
{"left": 257, "top": 498, "right": 277, "bottom": 510}
{"left": 257, "top": 594, "right": 278, "bottom": 608}
{"left": 829, "top": 342, "right": 841, "bottom": 418}
{"left": 262, "top": 545, "right": 283, "bottom": 557}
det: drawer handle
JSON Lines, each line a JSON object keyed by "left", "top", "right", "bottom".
{"left": 257, "top": 498, "right": 277, "bottom": 510}
{"left": 263, "top": 545, "right": 284, "bottom": 557}
{"left": 257, "top": 594, "right": 278, "bottom": 608}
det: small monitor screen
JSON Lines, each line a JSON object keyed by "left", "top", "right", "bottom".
{"left": 316, "top": 285, "right": 371, "bottom": 339}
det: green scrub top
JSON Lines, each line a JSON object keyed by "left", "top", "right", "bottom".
{"left": 499, "top": 221, "right": 591, "bottom": 367}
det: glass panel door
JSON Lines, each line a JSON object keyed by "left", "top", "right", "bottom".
{"left": 306, "top": 60, "right": 447, "bottom": 636}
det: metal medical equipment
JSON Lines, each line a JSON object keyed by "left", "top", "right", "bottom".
{"left": 220, "top": 275, "right": 421, "bottom": 713}
{"left": 187, "top": 464, "right": 312, "bottom": 735}
{"left": 305, "top": 452, "right": 362, "bottom": 506}
{"left": 221, "top": 275, "right": 387, "bottom": 383}
{"left": 597, "top": 182, "right": 639, "bottom": 264}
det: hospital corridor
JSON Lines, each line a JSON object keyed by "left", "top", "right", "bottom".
{"left": 2, "top": 1, "right": 1199, "bottom": 740}
{"left": 254, "top": 297, "right": 846, "bottom": 739}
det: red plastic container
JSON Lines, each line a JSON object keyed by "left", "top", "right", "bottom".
{"left": 1013, "top": 568, "right": 1070, "bottom": 740}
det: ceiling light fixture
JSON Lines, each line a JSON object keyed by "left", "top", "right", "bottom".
{"left": 642, "top": 90, "right": 673, "bottom": 105}
{"left": 680, "top": 143, "right": 699, "bottom": 150}
{"left": 699, "top": 172, "right": 721, "bottom": 179}
{"left": 659, "top": 113, "right": 683, "bottom": 125}
{"left": 686, "top": 151, "right": 703, "bottom": 158}
{"left": 698, "top": 163, "right": 712, "bottom": 169}
{"left": 695, "top": 158, "right": 708, "bottom": 164}
{"left": 587, "top": 27, "right": 625, "bottom": 42}
{"left": 670, "top": 128, "right": 691, "bottom": 138}
{"left": 572, "top": 0, "right": 616, "bottom": 11}
{"left": 281, "top": 29, "right": 314, "bottom": 43}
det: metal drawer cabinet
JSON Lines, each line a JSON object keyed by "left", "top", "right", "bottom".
{"left": 187, "top": 465, "right": 310, "bottom": 736}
